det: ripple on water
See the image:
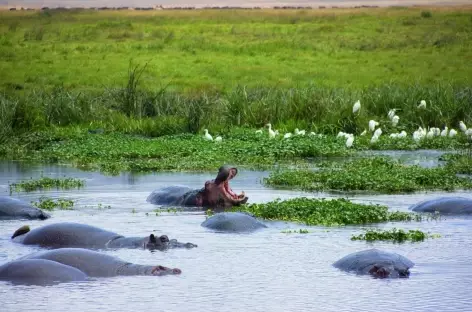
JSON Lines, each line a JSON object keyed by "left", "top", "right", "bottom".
{"left": 1, "top": 161, "right": 472, "bottom": 312}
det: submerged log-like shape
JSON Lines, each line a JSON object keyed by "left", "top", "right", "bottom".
{"left": 0, "top": 196, "right": 50, "bottom": 220}
{"left": 333, "top": 249, "right": 414, "bottom": 279}
{"left": 201, "top": 212, "right": 267, "bottom": 232}
{"left": 11, "top": 222, "right": 197, "bottom": 250}
{"left": 409, "top": 197, "right": 472, "bottom": 215}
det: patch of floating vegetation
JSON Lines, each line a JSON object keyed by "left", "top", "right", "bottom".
{"left": 235, "top": 197, "right": 434, "bottom": 226}
{"left": 31, "top": 196, "right": 74, "bottom": 211}
{"left": 281, "top": 229, "right": 310, "bottom": 234}
{"left": 264, "top": 157, "right": 472, "bottom": 193}
{"left": 443, "top": 154, "right": 472, "bottom": 175}
{"left": 9, "top": 176, "right": 86, "bottom": 193}
{"left": 351, "top": 228, "right": 441, "bottom": 242}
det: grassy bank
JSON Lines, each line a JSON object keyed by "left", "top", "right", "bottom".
{"left": 0, "top": 7, "right": 471, "bottom": 140}
{"left": 1, "top": 127, "right": 469, "bottom": 175}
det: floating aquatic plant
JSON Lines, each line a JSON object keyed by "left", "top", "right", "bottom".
{"left": 31, "top": 196, "right": 74, "bottom": 211}
{"left": 351, "top": 228, "right": 441, "bottom": 242}
{"left": 264, "top": 157, "right": 472, "bottom": 193}
{"left": 235, "top": 197, "right": 426, "bottom": 226}
{"left": 9, "top": 176, "right": 86, "bottom": 193}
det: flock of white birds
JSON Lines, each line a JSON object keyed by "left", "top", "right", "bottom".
{"left": 203, "top": 100, "right": 472, "bottom": 148}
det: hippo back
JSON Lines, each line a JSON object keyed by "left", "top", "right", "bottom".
{"left": 14, "top": 222, "right": 121, "bottom": 248}
{"left": 333, "top": 249, "right": 414, "bottom": 274}
{"left": 0, "top": 196, "right": 50, "bottom": 220}
{"left": 147, "top": 185, "right": 199, "bottom": 206}
{"left": 20, "top": 248, "right": 131, "bottom": 277}
{"left": 201, "top": 212, "right": 267, "bottom": 232}
{"left": 0, "top": 259, "right": 88, "bottom": 285}
{"left": 410, "top": 197, "right": 472, "bottom": 215}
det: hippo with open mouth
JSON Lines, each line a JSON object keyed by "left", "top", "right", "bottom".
{"left": 147, "top": 165, "right": 249, "bottom": 208}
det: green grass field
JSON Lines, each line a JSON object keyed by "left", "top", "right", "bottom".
{"left": 1, "top": 7, "right": 471, "bottom": 92}
{"left": 0, "top": 7, "right": 471, "bottom": 141}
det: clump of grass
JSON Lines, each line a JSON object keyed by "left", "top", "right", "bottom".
{"left": 281, "top": 229, "right": 310, "bottom": 234}
{"left": 351, "top": 228, "right": 440, "bottom": 242}
{"left": 264, "top": 157, "right": 472, "bottom": 193}
{"left": 31, "top": 196, "right": 74, "bottom": 211}
{"left": 9, "top": 176, "right": 85, "bottom": 193}
{"left": 235, "top": 197, "right": 426, "bottom": 226}
{"left": 421, "top": 11, "right": 432, "bottom": 18}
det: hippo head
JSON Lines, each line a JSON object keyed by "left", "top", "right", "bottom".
{"left": 145, "top": 234, "right": 170, "bottom": 250}
{"left": 197, "top": 165, "right": 248, "bottom": 208}
{"left": 367, "top": 265, "right": 410, "bottom": 279}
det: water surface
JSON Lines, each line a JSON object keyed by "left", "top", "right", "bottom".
{"left": 1, "top": 160, "right": 472, "bottom": 312}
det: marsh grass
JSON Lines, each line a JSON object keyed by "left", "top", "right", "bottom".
{"left": 351, "top": 228, "right": 440, "bottom": 242}
{"left": 9, "top": 176, "right": 86, "bottom": 193}
{"left": 31, "top": 196, "right": 74, "bottom": 210}
{"left": 264, "top": 157, "right": 472, "bottom": 193}
{"left": 235, "top": 197, "right": 424, "bottom": 226}
{"left": 0, "top": 7, "right": 471, "bottom": 138}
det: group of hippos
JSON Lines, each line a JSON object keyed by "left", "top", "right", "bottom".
{"left": 1, "top": 165, "right": 472, "bottom": 285}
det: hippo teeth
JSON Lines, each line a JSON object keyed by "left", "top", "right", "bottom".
{"left": 224, "top": 181, "right": 239, "bottom": 199}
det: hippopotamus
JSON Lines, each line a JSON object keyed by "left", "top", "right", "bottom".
{"left": 0, "top": 259, "right": 89, "bottom": 285}
{"left": 0, "top": 196, "right": 50, "bottom": 220}
{"left": 147, "top": 165, "right": 249, "bottom": 208}
{"left": 333, "top": 249, "right": 414, "bottom": 279}
{"left": 201, "top": 212, "right": 267, "bottom": 232}
{"left": 11, "top": 222, "right": 197, "bottom": 250}
{"left": 18, "top": 248, "right": 181, "bottom": 277}
{"left": 409, "top": 197, "right": 472, "bottom": 215}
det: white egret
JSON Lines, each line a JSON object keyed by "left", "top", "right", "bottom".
{"left": 215, "top": 136, "right": 223, "bottom": 142}
{"left": 360, "top": 130, "right": 367, "bottom": 136}
{"left": 369, "top": 120, "right": 379, "bottom": 132}
{"left": 459, "top": 121, "right": 467, "bottom": 133}
{"left": 352, "top": 100, "right": 361, "bottom": 114}
{"left": 440, "top": 127, "right": 448, "bottom": 137}
{"left": 204, "top": 129, "right": 213, "bottom": 141}
{"left": 370, "top": 135, "right": 379, "bottom": 144}
{"left": 373, "top": 127, "right": 382, "bottom": 138}
{"left": 448, "top": 129, "right": 457, "bottom": 137}
{"left": 387, "top": 109, "right": 396, "bottom": 120}
{"left": 418, "top": 100, "right": 426, "bottom": 109}
{"left": 398, "top": 131, "right": 407, "bottom": 138}
{"left": 266, "top": 123, "right": 276, "bottom": 138}
{"left": 391, "top": 115, "right": 399, "bottom": 127}
{"left": 284, "top": 133, "right": 292, "bottom": 139}
{"left": 255, "top": 129, "right": 263, "bottom": 134}
{"left": 345, "top": 134, "right": 354, "bottom": 148}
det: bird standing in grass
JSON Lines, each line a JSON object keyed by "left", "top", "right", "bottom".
{"left": 204, "top": 129, "right": 213, "bottom": 141}
{"left": 352, "top": 100, "right": 361, "bottom": 114}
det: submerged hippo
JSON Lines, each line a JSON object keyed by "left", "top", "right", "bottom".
{"left": 201, "top": 212, "right": 267, "bottom": 232}
{"left": 0, "top": 196, "right": 50, "bottom": 220}
{"left": 409, "top": 197, "right": 472, "bottom": 215}
{"left": 11, "top": 222, "right": 197, "bottom": 250}
{"left": 0, "top": 259, "right": 89, "bottom": 285}
{"left": 19, "top": 248, "right": 182, "bottom": 277}
{"left": 333, "top": 249, "right": 414, "bottom": 279}
{"left": 147, "top": 165, "right": 249, "bottom": 208}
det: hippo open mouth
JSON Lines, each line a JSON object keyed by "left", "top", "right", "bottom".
{"left": 218, "top": 167, "right": 244, "bottom": 201}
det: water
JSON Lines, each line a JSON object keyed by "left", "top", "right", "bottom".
{"left": 1, "top": 159, "right": 472, "bottom": 312}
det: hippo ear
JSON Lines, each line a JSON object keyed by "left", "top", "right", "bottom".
{"left": 149, "top": 234, "right": 157, "bottom": 244}
{"left": 11, "top": 225, "right": 30, "bottom": 239}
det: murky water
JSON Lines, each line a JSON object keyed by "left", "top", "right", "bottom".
{"left": 1, "top": 159, "right": 472, "bottom": 312}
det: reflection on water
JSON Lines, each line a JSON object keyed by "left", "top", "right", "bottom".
{"left": 1, "top": 159, "right": 472, "bottom": 312}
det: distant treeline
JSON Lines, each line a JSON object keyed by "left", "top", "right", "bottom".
{"left": 6, "top": 5, "right": 381, "bottom": 12}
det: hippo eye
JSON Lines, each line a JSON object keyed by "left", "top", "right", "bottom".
{"left": 160, "top": 235, "right": 169, "bottom": 243}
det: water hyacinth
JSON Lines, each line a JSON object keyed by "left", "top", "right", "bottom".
{"left": 235, "top": 197, "right": 422, "bottom": 226}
